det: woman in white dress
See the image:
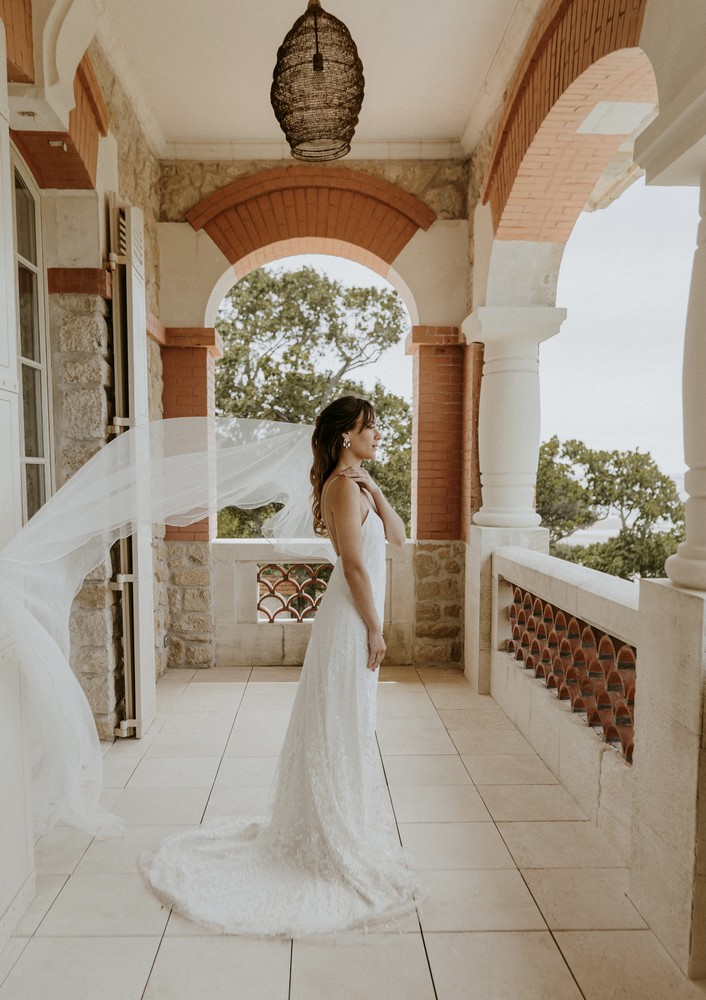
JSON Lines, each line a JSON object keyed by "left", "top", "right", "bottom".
{"left": 138, "top": 396, "right": 422, "bottom": 936}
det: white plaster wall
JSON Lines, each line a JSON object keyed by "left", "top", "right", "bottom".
{"left": 43, "top": 190, "right": 102, "bottom": 268}
{"left": 390, "top": 220, "right": 469, "bottom": 327}
{"left": 158, "top": 222, "right": 232, "bottom": 328}
{"left": 635, "top": 1, "right": 706, "bottom": 185}
{"left": 639, "top": 0, "right": 706, "bottom": 111}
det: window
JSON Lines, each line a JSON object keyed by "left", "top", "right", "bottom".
{"left": 12, "top": 162, "right": 51, "bottom": 520}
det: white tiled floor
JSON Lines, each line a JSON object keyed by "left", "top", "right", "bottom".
{"left": 3, "top": 665, "right": 706, "bottom": 999}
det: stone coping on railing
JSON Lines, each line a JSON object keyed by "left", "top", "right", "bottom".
{"left": 494, "top": 546, "right": 639, "bottom": 647}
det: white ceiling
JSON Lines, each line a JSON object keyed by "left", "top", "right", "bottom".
{"left": 97, "top": 0, "right": 544, "bottom": 160}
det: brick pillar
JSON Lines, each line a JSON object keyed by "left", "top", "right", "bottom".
{"left": 405, "top": 326, "right": 465, "bottom": 540}
{"left": 161, "top": 327, "right": 223, "bottom": 541}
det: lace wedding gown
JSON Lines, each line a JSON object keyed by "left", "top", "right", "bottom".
{"left": 138, "top": 506, "right": 422, "bottom": 936}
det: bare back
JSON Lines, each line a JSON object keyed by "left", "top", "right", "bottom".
{"left": 320, "top": 474, "right": 377, "bottom": 557}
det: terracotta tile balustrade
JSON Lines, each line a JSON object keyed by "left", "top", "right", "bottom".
{"left": 257, "top": 563, "right": 333, "bottom": 623}
{"left": 506, "top": 586, "right": 636, "bottom": 762}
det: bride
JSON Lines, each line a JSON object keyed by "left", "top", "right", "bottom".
{"left": 138, "top": 395, "right": 423, "bottom": 936}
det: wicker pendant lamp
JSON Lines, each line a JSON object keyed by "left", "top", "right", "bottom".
{"left": 271, "top": 0, "right": 365, "bottom": 162}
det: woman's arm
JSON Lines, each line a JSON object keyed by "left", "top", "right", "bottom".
{"left": 338, "top": 467, "right": 406, "bottom": 547}
{"left": 327, "top": 476, "right": 386, "bottom": 671}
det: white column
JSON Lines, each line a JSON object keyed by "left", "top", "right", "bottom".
{"left": 666, "top": 176, "right": 706, "bottom": 590}
{"left": 462, "top": 306, "right": 566, "bottom": 528}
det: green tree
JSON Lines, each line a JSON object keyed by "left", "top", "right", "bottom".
{"left": 215, "top": 266, "right": 412, "bottom": 538}
{"left": 216, "top": 267, "right": 408, "bottom": 419}
{"left": 535, "top": 436, "right": 597, "bottom": 544}
{"left": 536, "top": 437, "right": 685, "bottom": 581}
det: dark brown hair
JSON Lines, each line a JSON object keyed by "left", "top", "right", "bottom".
{"left": 310, "top": 395, "right": 376, "bottom": 536}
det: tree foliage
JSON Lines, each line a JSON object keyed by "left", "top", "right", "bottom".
{"left": 536, "top": 437, "right": 685, "bottom": 581}
{"left": 215, "top": 266, "right": 411, "bottom": 538}
{"left": 535, "top": 436, "right": 597, "bottom": 544}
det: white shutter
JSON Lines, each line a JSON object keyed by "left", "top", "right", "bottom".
{"left": 109, "top": 198, "right": 156, "bottom": 738}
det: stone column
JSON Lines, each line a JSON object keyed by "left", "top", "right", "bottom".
{"left": 161, "top": 327, "right": 223, "bottom": 669}
{"left": 463, "top": 306, "right": 566, "bottom": 528}
{"left": 666, "top": 176, "right": 706, "bottom": 589}
{"left": 460, "top": 306, "right": 563, "bottom": 690}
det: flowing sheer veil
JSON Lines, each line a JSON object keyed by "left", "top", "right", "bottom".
{"left": 0, "top": 416, "right": 330, "bottom": 838}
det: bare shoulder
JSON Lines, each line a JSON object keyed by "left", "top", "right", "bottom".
{"left": 323, "top": 473, "right": 357, "bottom": 514}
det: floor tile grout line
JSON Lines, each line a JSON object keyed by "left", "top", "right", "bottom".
{"left": 195, "top": 667, "right": 252, "bottom": 824}
{"left": 139, "top": 905, "right": 174, "bottom": 1000}
{"left": 0, "top": 936, "right": 30, "bottom": 989}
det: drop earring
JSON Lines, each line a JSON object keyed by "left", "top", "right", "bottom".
{"left": 342, "top": 435, "right": 351, "bottom": 449}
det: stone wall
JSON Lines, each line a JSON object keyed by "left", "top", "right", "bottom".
{"left": 49, "top": 291, "right": 123, "bottom": 736}
{"left": 165, "top": 541, "right": 215, "bottom": 669}
{"left": 50, "top": 293, "right": 112, "bottom": 485}
{"left": 70, "top": 556, "right": 122, "bottom": 740}
{"left": 88, "top": 40, "right": 171, "bottom": 678}
{"left": 160, "top": 159, "right": 469, "bottom": 224}
{"left": 88, "top": 40, "right": 161, "bottom": 317}
{"left": 414, "top": 541, "right": 465, "bottom": 666}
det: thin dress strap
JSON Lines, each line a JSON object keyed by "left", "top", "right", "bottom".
{"left": 321, "top": 473, "right": 376, "bottom": 531}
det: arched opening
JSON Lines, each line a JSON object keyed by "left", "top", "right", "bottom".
{"left": 471, "top": 46, "right": 659, "bottom": 533}
{"left": 212, "top": 251, "right": 413, "bottom": 539}
{"left": 537, "top": 176, "right": 696, "bottom": 575}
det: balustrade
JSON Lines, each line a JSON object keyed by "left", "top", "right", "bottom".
{"left": 506, "top": 585, "right": 636, "bottom": 761}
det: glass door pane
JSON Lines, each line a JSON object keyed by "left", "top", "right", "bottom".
{"left": 21, "top": 365, "right": 44, "bottom": 458}
{"left": 14, "top": 172, "right": 37, "bottom": 264}
{"left": 24, "top": 464, "right": 46, "bottom": 520}
{"left": 17, "top": 264, "right": 40, "bottom": 361}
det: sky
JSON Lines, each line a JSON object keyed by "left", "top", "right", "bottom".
{"left": 258, "top": 176, "right": 699, "bottom": 480}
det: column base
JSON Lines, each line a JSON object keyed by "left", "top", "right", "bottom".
{"left": 666, "top": 547, "right": 706, "bottom": 591}
{"left": 473, "top": 509, "right": 542, "bottom": 528}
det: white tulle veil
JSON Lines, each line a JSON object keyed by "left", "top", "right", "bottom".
{"left": 0, "top": 416, "right": 329, "bottom": 838}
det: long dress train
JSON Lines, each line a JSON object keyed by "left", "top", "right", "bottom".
{"left": 138, "top": 507, "right": 422, "bottom": 936}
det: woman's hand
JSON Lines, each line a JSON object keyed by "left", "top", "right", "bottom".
{"left": 367, "top": 628, "right": 386, "bottom": 672}
{"left": 339, "top": 465, "right": 380, "bottom": 497}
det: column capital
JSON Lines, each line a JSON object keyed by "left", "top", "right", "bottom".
{"left": 461, "top": 306, "right": 567, "bottom": 346}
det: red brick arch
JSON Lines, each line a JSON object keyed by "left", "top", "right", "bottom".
{"left": 482, "top": 0, "right": 654, "bottom": 238}
{"left": 185, "top": 166, "right": 436, "bottom": 277}
{"left": 495, "top": 47, "right": 657, "bottom": 242}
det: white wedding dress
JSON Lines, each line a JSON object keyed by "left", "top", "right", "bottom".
{"left": 138, "top": 504, "right": 422, "bottom": 936}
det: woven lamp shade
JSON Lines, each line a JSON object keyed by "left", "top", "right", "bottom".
{"left": 271, "top": 0, "right": 364, "bottom": 162}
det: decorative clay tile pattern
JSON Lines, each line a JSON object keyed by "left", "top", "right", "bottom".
{"left": 506, "top": 586, "right": 636, "bottom": 761}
